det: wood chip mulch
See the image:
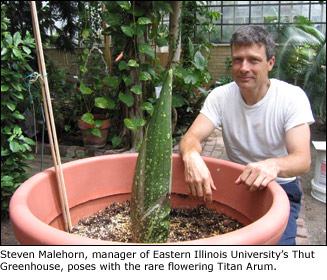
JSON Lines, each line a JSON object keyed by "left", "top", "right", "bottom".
{"left": 71, "top": 200, "right": 244, "bottom": 243}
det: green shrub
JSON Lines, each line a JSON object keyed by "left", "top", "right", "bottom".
{"left": 1, "top": 5, "right": 36, "bottom": 216}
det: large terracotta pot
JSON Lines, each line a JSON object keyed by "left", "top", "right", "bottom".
{"left": 9, "top": 153, "right": 289, "bottom": 245}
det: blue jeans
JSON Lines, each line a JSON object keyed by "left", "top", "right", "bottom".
{"left": 277, "top": 179, "right": 303, "bottom": 245}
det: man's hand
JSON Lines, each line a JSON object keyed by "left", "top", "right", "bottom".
{"left": 183, "top": 151, "right": 216, "bottom": 202}
{"left": 235, "top": 159, "right": 280, "bottom": 191}
{"left": 179, "top": 114, "right": 217, "bottom": 202}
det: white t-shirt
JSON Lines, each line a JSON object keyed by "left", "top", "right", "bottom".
{"left": 200, "top": 79, "right": 315, "bottom": 184}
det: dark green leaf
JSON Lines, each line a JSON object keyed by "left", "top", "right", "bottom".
{"left": 124, "top": 117, "right": 146, "bottom": 130}
{"left": 12, "top": 47, "right": 22, "bottom": 58}
{"left": 140, "top": 71, "right": 152, "bottom": 81}
{"left": 22, "top": 46, "right": 31, "bottom": 55}
{"left": 24, "top": 137, "right": 35, "bottom": 145}
{"left": 11, "top": 91, "right": 24, "bottom": 100}
{"left": 123, "top": 75, "right": 133, "bottom": 86}
{"left": 131, "top": 6, "right": 145, "bottom": 16}
{"left": 13, "top": 32, "right": 22, "bottom": 47}
{"left": 137, "top": 17, "right": 151, "bottom": 25}
{"left": 103, "top": 76, "right": 119, "bottom": 87}
{"left": 135, "top": 25, "right": 145, "bottom": 37}
{"left": 11, "top": 82, "right": 23, "bottom": 92}
{"left": 121, "top": 25, "right": 134, "bottom": 37}
{"left": 193, "top": 50, "right": 206, "bottom": 71}
{"left": 90, "top": 128, "right": 102, "bottom": 137}
{"left": 80, "top": 83, "right": 92, "bottom": 94}
{"left": 119, "top": 92, "right": 134, "bottom": 107}
{"left": 141, "top": 102, "right": 154, "bottom": 116}
{"left": 155, "top": 38, "right": 168, "bottom": 47}
{"left": 124, "top": 118, "right": 136, "bottom": 130}
{"left": 117, "top": 1, "right": 131, "bottom": 10}
{"left": 81, "top": 113, "right": 94, "bottom": 124}
{"left": 112, "top": 136, "right": 122, "bottom": 148}
{"left": 94, "top": 120, "right": 103, "bottom": 128}
{"left": 79, "top": 65, "right": 88, "bottom": 73}
{"left": 183, "top": 71, "right": 198, "bottom": 84}
{"left": 130, "top": 85, "right": 142, "bottom": 95}
{"left": 1, "top": 85, "right": 9, "bottom": 92}
{"left": 95, "top": 97, "right": 115, "bottom": 109}
{"left": 139, "top": 43, "right": 155, "bottom": 58}
{"left": 118, "top": 61, "right": 129, "bottom": 70}
{"left": 172, "top": 95, "right": 186, "bottom": 108}
{"left": 9, "top": 141, "right": 20, "bottom": 153}
{"left": 127, "top": 59, "right": 139, "bottom": 67}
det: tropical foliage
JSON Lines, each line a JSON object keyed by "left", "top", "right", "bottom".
{"left": 273, "top": 16, "right": 326, "bottom": 122}
{"left": 1, "top": 5, "right": 36, "bottom": 215}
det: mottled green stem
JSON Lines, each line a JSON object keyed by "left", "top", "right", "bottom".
{"left": 130, "top": 69, "right": 173, "bottom": 243}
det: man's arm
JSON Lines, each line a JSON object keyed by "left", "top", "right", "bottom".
{"left": 235, "top": 123, "right": 311, "bottom": 191}
{"left": 179, "top": 114, "right": 216, "bottom": 202}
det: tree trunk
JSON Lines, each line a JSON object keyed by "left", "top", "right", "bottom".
{"left": 101, "top": 3, "right": 112, "bottom": 76}
{"left": 167, "top": 1, "right": 182, "bottom": 69}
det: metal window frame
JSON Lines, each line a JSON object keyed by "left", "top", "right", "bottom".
{"left": 201, "top": 1, "right": 326, "bottom": 43}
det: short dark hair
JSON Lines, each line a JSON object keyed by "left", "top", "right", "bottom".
{"left": 230, "top": 25, "right": 275, "bottom": 60}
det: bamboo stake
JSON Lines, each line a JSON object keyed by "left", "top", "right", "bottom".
{"left": 30, "top": 1, "right": 72, "bottom": 232}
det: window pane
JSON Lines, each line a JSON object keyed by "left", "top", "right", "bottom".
{"left": 222, "top": 25, "right": 234, "bottom": 42}
{"left": 280, "top": 4, "right": 309, "bottom": 23}
{"left": 251, "top": 6, "right": 279, "bottom": 24}
{"left": 222, "top": 6, "right": 234, "bottom": 23}
{"left": 210, "top": 26, "right": 222, "bottom": 43}
{"left": 235, "top": 6, "right": 249, "bottom": 24}
{"left": 311, "top": 4, "right": 325, "bottom": 22}
{"left": 207, "top": 1, "right": 326, "bottom": 43}
{"left": 263, "top": 5, "right": 279, "bottom": 18}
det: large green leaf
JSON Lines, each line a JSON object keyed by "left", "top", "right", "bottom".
{"left": 193, "top": 50, "right": 206, "bottom": 71}
{"left": 130, "top": 69, "right": 173, "bottom": 243}
{"left": 121, "top": 25, "right": 134, "bottom": 37}
{"left": 119, "top": 92, "right": 134, "bottom": 107}
{"left": 95, "top": 97, "right": 115, "bottom": 109}
{"left": 81, "top": 113, "right": 94, "bottom": 124}
{"left": 139, "top": 43, "right": 155, "bottom": 58}
{"left": 137, "top": 17, "right": 151, "bottom": 25}
{"left": 80, "top": 83, "right": 92, "bottom": 95}
{"left": 124, "top": 117, "right": 146, "bottom": 130}
{"left": 130, "top": 85, "right": 142, "bottom": 95}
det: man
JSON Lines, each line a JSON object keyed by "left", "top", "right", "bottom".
{"left": 179, "top": 25, "right": 315, "bottom": 245}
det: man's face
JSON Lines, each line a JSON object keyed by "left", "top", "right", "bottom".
{"left": 231, "top": 43, "right": 275, "bottom": 92}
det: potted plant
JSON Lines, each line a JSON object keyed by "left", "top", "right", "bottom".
{"left": 9, "top": 153, "right": 290, "bottom": 245}
{"left": 75, "top": 34, "right": 118, "bottom": 148}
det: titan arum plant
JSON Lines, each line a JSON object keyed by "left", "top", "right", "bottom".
{"left": 130, "top": 69, "right": 173, "bottom": 243}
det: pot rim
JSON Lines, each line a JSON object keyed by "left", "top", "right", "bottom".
{"left": 9, "top": 153, "right": 290, "bottom": 245}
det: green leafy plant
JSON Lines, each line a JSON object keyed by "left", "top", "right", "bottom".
{"left": 273, "top": 17, "right": 326, "bottom": 122}
{"left": 75, "top": 36, "right": 117, "bottom": 139}
{"left": 1, "top": 5, "right": 36, "bottom": 215}
{"left": 130, "top": 69, "right": 173, "bottom": 243}
{"left": 173, "top": 2, "right": 221, "bottom": 129}
{"left": 101, "top": 1, "right": 172, "bottom": 149}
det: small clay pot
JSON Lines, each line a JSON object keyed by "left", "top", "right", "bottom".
{"left": 77, "top": 114, "right": 110, "bottom": 148}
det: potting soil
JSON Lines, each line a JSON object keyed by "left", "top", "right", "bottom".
{"left": 71, "top": 200, "right": 244, "bottom": 242}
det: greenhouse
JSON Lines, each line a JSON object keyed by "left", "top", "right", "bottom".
{"left": 1, "top": 0, "right": 326, "bottom": 255}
